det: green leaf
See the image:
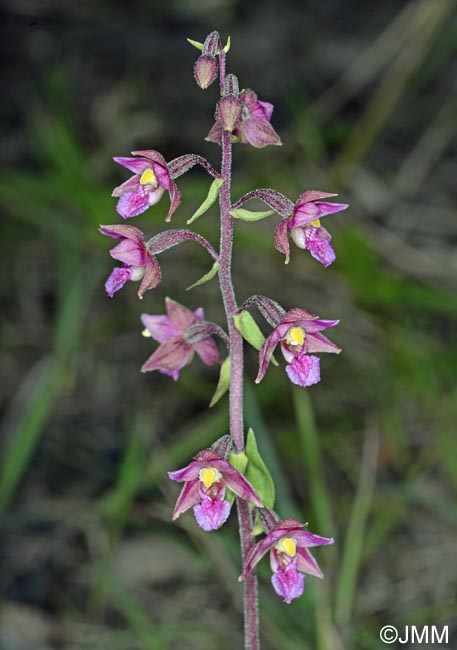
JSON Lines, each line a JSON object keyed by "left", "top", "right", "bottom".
{"left": 186, "top": 260, "right": 219, "bottom": 291}
{"left": 187, "top": 38, "right": 204, "bottom": 51}
{"left": 187, "top": 178, "right": 223, "bottom": 225}
{"left": 230, "top": 208, "right": 274, "bottom": 222}
{"left": 233, "top": 311, "right": 278, "bottom": 365}
{"left": 228, "top": 451, "right": 248, "bottom": 475}
{"left": 209, "top": 357, "right": 230, "bottom": 407}
{"left": 245, "top": 428, "right": 275, "bottom": 509}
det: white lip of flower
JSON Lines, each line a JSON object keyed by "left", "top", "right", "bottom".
{"left": 199, "top": 467, "right": 223, "bottom": 489}
{"left": 285, "top": 327, "right": 305, "bottom": 347}
{"left": 275, "top": 537, "right": 297, "bottom": 557}
{"left": 129, "top": 266, "right": 146, "bottom": 282}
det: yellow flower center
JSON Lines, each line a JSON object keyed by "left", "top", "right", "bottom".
{"left": 277, "top": 537, "right": 297, "bottom": 557}
{"left": 310, "top": 218, "right": 321, "bottom": 227}
{"left": 285, "top": 327, "right": 305, "bottom": 347}
{"left": 199, "top": 467, "right": 222, "bottom": 489}
{"left": 139, "top": 168, "right": 157, "bottom": 185}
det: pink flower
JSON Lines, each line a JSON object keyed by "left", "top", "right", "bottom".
{"left": 241, "top": 517, "right": 333, "bottom": 604}
{"left": 256, "top": 308, "right": 341, "bottom": 387}
{"left": 141, "top": 298, "right": 222, "bottom": 380}
{"left": 112, "top": 150, "right": 181, "bottom": 221}
{"left": 99, "top": 224, "right": 161, "bottom": 298}
{"left": 168, "top": 449, "right": 263, "bottom": 531}
{"left": 206, "top": 89, "right": 282, "bottom": 149}
{"left": 275, "top": 191, "right": 348, "bottom": 266}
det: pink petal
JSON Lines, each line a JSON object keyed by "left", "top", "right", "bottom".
{"left": 109, "top": 238, "right": 147, "bottom": 266}
{"left": 165, "top": 181, "right": 181, "bottom": 222}
{"left": 165, "top": 298, "right": 197, "bottom": 331}
{"left": 315, "top": 201, "right": 348, "bottom": 217}
{"left": 193, "top": 495, "right": 231, "bottom": 531}
{"left": 168, "top": 460, "right": 201, "bottom": 483}
{"left": 141, "top": 314, "right": 181, "bottom": 343}
{"left": 141, "top": 337, "right": 193, "bottom": 373}
{"left": 285, "top": 354, "right": 321, "bottom": 387}
{"left": 306, "top": 331, "right": 341, "bottom": 354}
{"left": 290, "top": 202, "right": 320, "bottom": 228}
{"left": 151, "top": 161, "right": 172, "bottom": 191}
{"left": 99, "top": 224, "right": 144, "bottom": 243}
{"left": 296, "top": 190, "right": 338, "bottom": 205}
{"left": 293, "top": 530, "right": 334, "bottom": 548}
{"left": 252, "top": 100, "right": 274, "bottom": 121}
{"left": 113, "top": 156, "right": 150, "bottom": 175}
{"left": 116, "top": 189, "right": 150, "bottom": 219}
{"left": 137, "top": 257, "right": 161, "bottom": 297}
{"left": 224, "top": 471, "right": 263, "bottom": 507}
{"left": 296, "top": 547, "right": 324, "bottom": 578}
{"left": 104, "top": 267, "right": 132, "bottom": 297}
{"left": 171, "top": 479, "right": 200, "bottom": 519}
{"left": 205, "top": 121, "right": 223, "bottom": 145}
{"left": 240, "top": 117, "right": 282, "bottom": 148}
{"left": 271, "top": 563, "right": 305, "bottom": 603}
{"left": 274, "top": 219, "right": 291, "bottom": 264}
{"left": 241, "top": 528, "right": 292, "bottom": 578}
{"left": 304, "top": 227, "right": 336, "bottom": 267}
{"left": 194, "top": 338, "right": 222, "bottom": 366}
{"left": 112, "top": 175, "right": 140, "bottom": 198}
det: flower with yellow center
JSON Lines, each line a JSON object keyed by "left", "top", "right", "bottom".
{"left": 285, "top": 327, "right": 305, "bottom": 347}
{"left": 276, "top": 537, "right": 297, "bottom": 557}
{"left": 199, "top": 467, "right": 222, "bottom": 489}
{"left": 139, "top": 168, "right": 157, "bottom": 186}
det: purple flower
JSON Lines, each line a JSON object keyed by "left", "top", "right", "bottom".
{"left": 168, "top": 448, "right": 263, "bottom": 531}
{"left": 241, "top": 517, "right": 333, "bottom": 604}
{"left": 206, "top": 89, "right": 282, "bottom": 149}
{"left": 256, "top": 308, "right": 341, "bottom": 387}
{"left": 99, "top": 224, "right": 161, "bottom": 298}
{"left": 275, "top": 191, "right": 348, "bottom": 266}
{"left": 141, "top": 298, "right": 222, "bottom": 380}
{"left": 112, "top": 150, "right": 181, "bottom": 221}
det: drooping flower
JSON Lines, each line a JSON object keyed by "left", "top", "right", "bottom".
{"left": 99, "top": 224, "right": 161, "bottom": 298}
{"left": 275, "top": 191, "right": 348, "bottom": 266}
{"left": 256, "top": 308, "right": 341, "bottom": 387}
{"left": 168, "top": 448, "right": 263, "bottom": 531}
{"left": 141, "top": 298, "right": 222, "bottom": 380}
{"left": 241, "top": 515, "right": 333, "bottom": 604}
{"left": 112, "top": 150, "right": 181, "bottom": 221}
{"left": 206, "top": 89, "right": 281, "bottom": 148}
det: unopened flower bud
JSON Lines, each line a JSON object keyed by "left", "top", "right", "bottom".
{"left": 216, "top": 96, "right": 242, "bottom": 131}
{"left": 203, "top": 30, "right": 221, "bottom": 57}
{"left": 194, "top": 55, "right": 218, "bottom": 89}
{"left": 224, "top": 73, "right": 239, "bottom": 97}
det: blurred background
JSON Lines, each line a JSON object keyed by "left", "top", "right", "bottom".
{"left": 1, "top": 0, "right": 457, "bottom": 648}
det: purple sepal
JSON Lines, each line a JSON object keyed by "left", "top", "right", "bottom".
{"left": 141, "top": 336, "right": 194, "bottom": 375}
{"left": 285, "top": 354, "right": 320, "bottom": 387}
{"left": 172, "top": 479, "right": 200, "bottom": 519}
{"left": 193, "top": 494, "right": 231, "bottom": 531}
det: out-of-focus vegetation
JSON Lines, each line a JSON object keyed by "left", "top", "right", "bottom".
{"left": 1, "top": 1, "right": 457, "bottom": 648}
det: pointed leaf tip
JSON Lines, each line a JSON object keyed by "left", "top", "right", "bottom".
{"left": 245, "top": 428, "right": 275, "bottom": 509}
{"left": 223, "top": 36, "right": 231, "bottom": 53}
{"left": 187, "top": 38, "right": 204, "bottom": 51}
{"left": 187, "top": 178, "right": 224, "bottom": 225}
{"left": 209, "top": 357, "right": 230, "bottom": 407}
{"left": 233, "top": 311, "right": 278, "bottom": 365}
{"left": 186, "top": 260, "right": 219, "bottom": 291}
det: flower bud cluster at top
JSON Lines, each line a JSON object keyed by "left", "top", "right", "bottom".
{"left": 99, "top": 30, "right": 348, "bottom": 618}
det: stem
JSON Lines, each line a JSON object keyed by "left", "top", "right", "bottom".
{"left": 217, "top": 50, "right": 260, "bottom": 650}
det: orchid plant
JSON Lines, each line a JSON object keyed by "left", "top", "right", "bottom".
{"left": 100, "top": 31, "right": 348, "bottom": 650}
